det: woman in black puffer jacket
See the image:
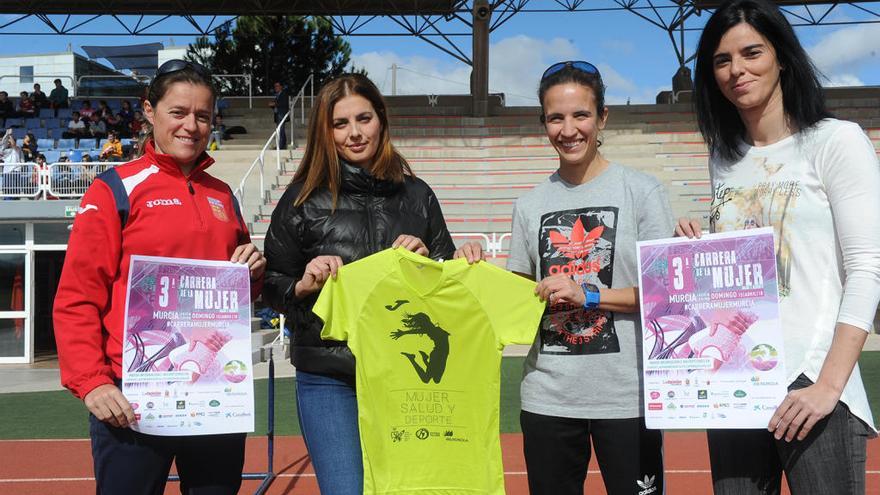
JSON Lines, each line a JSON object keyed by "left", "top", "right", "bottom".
{"left": 263, "top": 73, "right": 456, "bottom": 494}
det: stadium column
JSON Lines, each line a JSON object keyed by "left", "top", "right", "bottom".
{"left": 471, "top": 0, "right": 491, "bottom": 117}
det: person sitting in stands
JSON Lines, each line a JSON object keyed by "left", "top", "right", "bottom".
{"left": 18, "top": 91, "right": 35, "bottom": 118}
{"left": 99, "top": 131, "right": 124, "bottom": 162}
{"left": 79, "top": 100, "right": 95, "bottom": 119}
{"left": 105, "top": 112, "right": 123, "bottom": 135}
{"left": 97, "top": 100, "right": 111, "bottom": 120}
{"left": 64, "top": 111, "right": 88, "bottom": 138}
{"left": 31, "top": 83, "right": 48, "bottom": 110}
{"left": 130, "top": 110, "right": 145, "bottom": 137}
{"left": 88, "top": 112, "right": 106, "bottom": 139}
{"left": 21, "top": 132, "right": 38, "bottom": 162}
{"left": 49, "top": 79, "right": 69, "bottom": 109}
{"left": 0, "top": 92, "right": 15, "bottom": 120}
{"left": 119, "top": 100, "right": 134, "bottom": 123}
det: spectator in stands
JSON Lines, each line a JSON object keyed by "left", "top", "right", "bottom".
{"left": 0, "top": 129, "right": 24, "bottom": 195}
{"left": 87, "top": 112, "right": 107, "bottom": 139}
{"left": 262, "top": 73, "right": 457, "bottom": 495}
{"left": 0, "top": 91, "right": 15, "bottom": 120}
{"left": 104, "top": 112, "right": 123, "bottom": 135}
{"left": 119, "top": 99, "right": 134, "bottom": 123}
{"left": 96, "top": 100, "right": 111, "bottom": 120}
{"left": 17, "top": 91, "right": 35, "bottom": 118}
{"left": 207, "top": 114, "right": 227, "bottom": 150}
{"left": 49, "top": 79, "right": 69, "bottom": 109}
{"left": 63, "top": 111, "right": 88, "bottom": 139}
{"left": 269, "top": 81, "right": 289, "bottom": 149}
{"left": 31, "top": 153, "right": 46, "bottom": 189}
{"left": 79, "top": 100, "right": 95, "bottom": 119}
{"left": 497, "top": 61, "right": 672, "bottom": 495}
{"left": 31, "top": 83, "right": 48, "bottom": 110}
{"left": 21, "top": 132, "right": 37, "bottom": 162}
{"left": 99, "top": 130, "right": 123, "bottom": 162}
{"left": 130, "top": 109, "right": 145, "bottom": 137}
{"left": 674, "top": 0, "right": 880, "bottom": 493}
{"left": 1, "top": 129, "right": 23, "bottom": 164}
{"left": 54, "top": 58, "right": 264, "bottom": 495}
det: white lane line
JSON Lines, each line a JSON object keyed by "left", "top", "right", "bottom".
{"left": 4, "top": 471, "right": 879, "bottom": 482}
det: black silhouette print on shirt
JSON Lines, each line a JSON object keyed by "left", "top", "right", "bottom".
{"left": 390, "top": 312, "right": 450, "bottom": 384}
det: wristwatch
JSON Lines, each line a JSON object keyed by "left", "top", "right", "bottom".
{"left": 581, "top": 283, "right": 600, "bottom": 310}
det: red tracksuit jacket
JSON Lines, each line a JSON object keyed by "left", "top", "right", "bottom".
{"left": 54, "top": 140, "right": 256, "bottom": 400}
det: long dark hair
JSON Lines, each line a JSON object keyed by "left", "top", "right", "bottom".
{"left": 291, "top": 73, "right": 411, "bottom": 208}
{"left": 693, "top": 0, "right": 831, "bottom": 161}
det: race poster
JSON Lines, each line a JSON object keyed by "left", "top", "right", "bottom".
{"left": 122, "top": 255, "right": 255, "bottom": 436}
{"left": 637, "top": 228, "right": 787, "bottom": 429}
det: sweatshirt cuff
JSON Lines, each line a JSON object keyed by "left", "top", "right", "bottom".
{"left": 70, "top": 371, "right": 115, "bottom": 400}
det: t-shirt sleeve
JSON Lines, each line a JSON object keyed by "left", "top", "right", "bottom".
{"left": 506, "top": 201, "right": 536, "bottom": 277}
{"left": 313, "top": 265, "right": 360, "bottom": 342}
{"left": 473, "top": 263, "right": 545, "bottom": 346}
{"left": 816, "top": 122, "right": 880, "bottom": 332}
{"left": 637, "top": 182, "right": 675, "bottom": 242}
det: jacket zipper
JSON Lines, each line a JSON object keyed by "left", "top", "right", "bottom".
{"left": 188, "top": 179, "right": 206, "bottom": 230}
{"left": 365, "top": 187, "right": 376, "bottom": 252}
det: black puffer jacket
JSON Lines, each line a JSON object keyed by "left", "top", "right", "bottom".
{"left": 263, "top": 162, "right": 455, "bottom": 376}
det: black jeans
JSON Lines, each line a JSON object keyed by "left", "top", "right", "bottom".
{"left": 521, "top": 410, "right": 664, "bottom": 495}
{"left": 89, "top": 414, "right": 245, "bottom": 495}
{"left": 707, "top": 373, "right": 872, "bottom": 495}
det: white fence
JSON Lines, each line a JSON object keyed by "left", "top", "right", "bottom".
{"left": 0, "top": 162, "right": 114, "bottom": 199}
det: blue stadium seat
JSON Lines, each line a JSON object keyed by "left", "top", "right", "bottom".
{"left": 56, "top": 108, "right": 72, "bottom": 119}
{"left": 44, "top": 119, "right": 61, "bottom": 129}
{"left": 68, "top": 149, "right": 83, "bottom": 162}
{"left": 37, "top": 138, "right": 54, "bottom": 149}
{"left": 40, "top": 108, "right": 55, "bottom": 119}
{"left": 5, "top": 117, "right": 24, "bottom": 128}
{"left": 98, "top": 138, "right": 109, "bottom": 149}
{"left": 12, "top": 127, "right": 27, "bottom": 139}
{"left": 25, "top": 118, "right": 41, "bottom": 129}
{"left": 56, "top": 138, "right": 75, "bottom": 150}
{"left": 42, "top": 150, "right": 61, "bottom": 163}
{"left": 31, "top": 128, "right": 48, "bottom": 139}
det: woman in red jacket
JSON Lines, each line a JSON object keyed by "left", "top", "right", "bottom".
{"left": 53, "top": 59, "right": 265, "bottom": 495}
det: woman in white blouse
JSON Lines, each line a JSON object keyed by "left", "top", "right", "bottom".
{"left": 675, "top": 0, "right": 879, "bottom": 493}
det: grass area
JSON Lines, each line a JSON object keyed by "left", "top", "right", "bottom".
{"left": 2, "top": 354, "right": 877, "bottom": 440}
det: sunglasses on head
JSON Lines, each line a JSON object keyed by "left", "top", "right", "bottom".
{"left": 155, "top": 59, "right": 210, "bottom": 79}
{"left": 541, "top": 61, "right": 600, "bottom": 81}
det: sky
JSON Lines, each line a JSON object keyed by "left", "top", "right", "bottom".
{"left": 0, "top": 4, "right": 878, "bottom": 105}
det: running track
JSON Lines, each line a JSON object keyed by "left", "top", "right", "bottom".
{"left": 1, "top": 433, "right": 877, "bottom": 494}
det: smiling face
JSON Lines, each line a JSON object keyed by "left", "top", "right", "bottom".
{"left": 143, "top": 81, "right": 213, "bottom": 170}
{"left": 713, "top": 22, "right": 784, "bottom": 116}
{"left": 332, "top": 94, "right": 381, "bottom": 168}
{"left": 542, "top": 82, "right": 608, "bottom": 168}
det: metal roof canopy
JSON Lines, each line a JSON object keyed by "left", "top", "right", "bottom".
{"left": 81, "top": 43, "right": 164, "bottom": 76}
{"left": 0, "top": 0, "right": 458, "bottom": 15}
{"left": 0, "top": 1, "right": 876, "bottom": 87}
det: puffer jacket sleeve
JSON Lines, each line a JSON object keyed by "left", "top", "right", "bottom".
{"left": 263, "top": 186, "right": 307, "bottom": 314}
{"left": 424, "top": 185, "right": 456, "bottom": 261}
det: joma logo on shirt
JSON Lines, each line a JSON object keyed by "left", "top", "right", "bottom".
{"left": 145, "top": 198, "right": 183, "bottom": 208}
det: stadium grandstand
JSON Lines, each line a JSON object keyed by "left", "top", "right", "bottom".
{"left": 0, "top": 1, "right": 878, "bottom": 492}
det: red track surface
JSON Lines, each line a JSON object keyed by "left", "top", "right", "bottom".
{"left": 1, "top": 433, "right": 877, "bottom": 494}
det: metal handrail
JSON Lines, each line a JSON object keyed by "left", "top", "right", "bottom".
{"left": 212, "top": 74, "right": 253, "bottom": 109}
{"left": 0, "top": 163, "right": 41, "bottom": 198}
{"left": 46, "top": 162, "right": 115, "bottom": 197}
{"left": 287, "top": 74, "right": 315, "bottom": 150}
{"left": 233, "top": 75, "right": 315, "bottom": 222}
{"left": 0, "top": 75, "right": 77, "bottom": 96}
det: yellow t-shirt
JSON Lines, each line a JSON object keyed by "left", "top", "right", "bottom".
{"left": 313, "top": 248, "right": 545, "bottom": 494}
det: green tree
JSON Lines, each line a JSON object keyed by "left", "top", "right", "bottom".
{"left": 186, "top": 16, "right": 356, "bottom": 96}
